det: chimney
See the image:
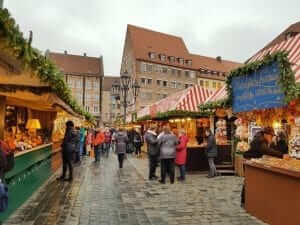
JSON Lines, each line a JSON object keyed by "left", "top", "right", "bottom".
{"left": 216, "top": 56, "right": 222, "bottom": 62}
{"left": 64, "top": 50, "right": 68, "bottom": 55}
{"left": 83, "top": 53, "right": 87, "bottom": 57}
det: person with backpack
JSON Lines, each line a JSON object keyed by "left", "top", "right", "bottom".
{"left": 114, "top": 128, "right": 128, "bottom": 169}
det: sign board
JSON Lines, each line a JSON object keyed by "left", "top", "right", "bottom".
{"left": 231, "top": 62, "right": 285, "bottom": 113}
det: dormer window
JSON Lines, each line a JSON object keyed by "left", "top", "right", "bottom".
{"left": 169, "top": 56, "right": 175, "bottom": 63}
{"left": 178, "top": 58, "right": 184, "bottom": 64}
{"left": 160, "top": 54, "right": 166, "bottom": 61}
{"left": 149, "top": 52, "right": 156, "bottom": 59}
{"left": 185, "top": 60, "right": 192, "bottom": 66}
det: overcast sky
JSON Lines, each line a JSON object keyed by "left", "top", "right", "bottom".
{"left": 5, "top": 0, "right": 300, "bottom": 76}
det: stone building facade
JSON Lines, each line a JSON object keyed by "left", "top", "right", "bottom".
{"left": 48, "top": 51, "right": 104, "bottom": 125}
{"left": 120, "top": 25, "right": 242, "bottom": 119}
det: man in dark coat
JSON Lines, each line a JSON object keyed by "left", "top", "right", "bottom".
{"left": 241, "top": 127, "right": 283, "bottom": 206}
{"left": 57, "top": 121, "right": 79, "bottom": 182}
{"left": 144, "top": 125, "right": 159, "bottom": 180}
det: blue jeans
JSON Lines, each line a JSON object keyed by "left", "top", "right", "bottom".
{"left": 94, "top": 145, "right": 101, "bottom": 162}
{"left": 178, "top": 165, "right": 186, "bottom": 180}
{"left": 79, "top": 142, "right": 84, "bottom": 156}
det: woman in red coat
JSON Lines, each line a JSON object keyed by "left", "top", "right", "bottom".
{"left": 175, "top": 129, "right": 189, "bottom": 181}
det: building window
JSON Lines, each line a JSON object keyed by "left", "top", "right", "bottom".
{"left": 205, "top": 81, "right": 209, "bottom": 88}
{"left": 76, "top": 80, "right": 82, "bottom": 88}
{"left": 141, "top": 78, "right": 146, "bottom": 85}
{"left": 170, "top": 81, "right": 176, "bottom": 88}
{"left": 155, "top": 65, "right": 162, "bottom": 73}
{"left": 160, "top": 54, "right": 166, "bottom": 61}
{"left": 185, "top": 71, "right": 190, "bottom": 78}
{"left": 185, "top": 84, "right": 189, "bottom": 89}
{"left": 186, "top": 60, "right": 192, "bottom": 66}
{"left": 146, "top": 64, "right": 153, "bottom": 72}
{"left": 141, "top": 62, "right": 147, "bottom": 72}
{"left": 177, "top": 82, "right": 182, "bottom": 89}
{"left": 162, "top": 67, "right": 168, "bottom": 73}
{"left": 163, "top": 81, "right": 168, "bottom": 87}
{"left": 169, "top": 56, "right": 175, "bottom": 62}
{"left": 157, "top": 80, "right": 162, "bottom": 86}
{"left": 190, "top": 71, "right": 196, "bottom": 78}
{"left": 117, "top": 104, "right": 120, "bottom": 109}
{"left": 112, "top": 104, "right": 116, "bottom": 109}
{"left": 149, "top": 52, "right": 155, "bottom": 59}
{"left": 178, "top": 58, "right": 184, "bottom": 64}
{"left": 147, "top": 79, "right": 152, "bottom": 85}
{"left": 86, "top": 80, "right": 92, "bottom": 89}
{"left": 177, "top": 70, "right": 181, "bottom": 76}
{"left": 217, "top": 82, "right": 222, "bottom": 89}
{"left": 199, "top": 80, "right": 204, "bottom": 87}
{"left": 212, "top": 82, "right": 216, "bottom": 88}
{"left": 85, "top": 106, "right": 90, "bottom": 112}
{"left": 67, "top": 79, "right": 74, "bottom": 88}
{"left": 94, "top": 106, "right": 99, "bottom": 113}
{"left": 172, "top": 69, "right": 176, "bottom": 75}
{"left": 163, "top": 94, "right": 168, "bottom": 98}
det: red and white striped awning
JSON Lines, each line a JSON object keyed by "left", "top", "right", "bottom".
{"left": 248, "top": 33, "right": 300, "bottom": 83}
{"left": 136, "top": 85, "right": 213, "bottom": 118}
{"left": 204, "top": 85, "right": 227, "bottom": 103}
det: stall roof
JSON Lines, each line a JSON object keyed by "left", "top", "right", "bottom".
{"left": 137, "top": 85, "right": 213, "bottom": 118}
{"left": 204, "top": 85, "right": 227, "bottom": 103}
{"left": 248, "top": 33, "right": 300, "bottom": 83}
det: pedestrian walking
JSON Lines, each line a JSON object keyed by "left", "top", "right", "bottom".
{"left": 175, "top": 129, "right": 189, "bottom": 182}
{"left": 126, "top": 128, "right": 135, "bottom": 154}
{"left": 103, "top": 127, "right": 112, "bottom": 157}
{"left": 133, "top": 128, "right": 143, "bottom": 158}
{"left": 79, "top": 127, "right": 86, "bottom": 157}
{"left": 114, "top": 128, "right": 128, "bottom": 169}
{"left": 144, "top": 125, "right": 159, "bottom": 180}
{"left": 85, "top": 129, "right": 94, "bottom": 156}
{"left": 200, "top": 128, "right": 218, "bottom": 178}
{"left": 93, "top": 128, "right": 105, "bottom": 162}
{"left": 74, "top": 127, "right": 81, "bottom": 163}
{"left": 158, "top": 126, "right": 179, "bottom": 184}
{"left": 57, "top": 121, "right": 78, "bottom": 182}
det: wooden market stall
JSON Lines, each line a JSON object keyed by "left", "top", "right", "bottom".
{"left": 0, "top": 8, "right": 90, "bottom": 221}
{"left": 227, "top": 47, "right": 300, "bottom": 225}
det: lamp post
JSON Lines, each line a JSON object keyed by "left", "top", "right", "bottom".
{"left": 111, "top": 71, "right": 140, "bottom": 124}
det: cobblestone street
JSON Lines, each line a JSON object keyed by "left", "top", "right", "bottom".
{"left": 5, "top": 154, "right": 267, "bottom": 225}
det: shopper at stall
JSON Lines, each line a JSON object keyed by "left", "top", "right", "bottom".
{"left": 114, "top": 128, "right": 128, "bottom": 169}
{"left": 79, "top": 127, "right": 86, "bottom": 157}
{"left": 175, "top": 129, "right": 189, "bottom": 182}
{"left": 103, "top": 127, "right": 112, "bottom": 157}
{"left": 200, "top": 128, "right": 218, "bottom": 178}
{"left": 133, "top": 128, "right": 143, "bottom": 158}
{"left": 158, "top": 126, "right": 179, "bottom": 184}
{"left": 144, "top": 125, "right": 159, "bottom": 180}
{"left": 57, "top": 121, "right": 78, "bottom": 182}
{"left": 241, "top": 127, "right": 283, "bottom": 207}
{"left": 93, "top": 128, "right": 105, "bottom": 162}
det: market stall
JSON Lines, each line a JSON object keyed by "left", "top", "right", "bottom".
{"left": 0, "top": 8, "right": 90, "bottom": 221}
{"left": 226, "top": 49, "right": 300, "bottom": 225}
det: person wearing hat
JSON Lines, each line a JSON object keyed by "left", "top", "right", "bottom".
{"left": 57, "top": 120, "right": 79, "bottom": 182}
{"left": 241, "top": 126, "right": 283, "bottom": 207}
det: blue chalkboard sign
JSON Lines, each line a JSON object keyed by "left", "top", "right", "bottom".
{"left": 231, "top": 62, "right": 285, "bottom": 113}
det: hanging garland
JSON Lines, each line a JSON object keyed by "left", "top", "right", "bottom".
{"left": 198, "top": 98, "right": 230, "bottom": 113}
{"left": 226, "top": 51, "right": 298, "bottom": 106}
{"left": 0, "top": 84, "right": 51, "bottom": 95}
{"left": 0, "top": 8, "right": 93, "bottom": 121}
{"left": 136, "top": 115, "right": 152, "bottom": 122}
{"left": 137, "top": 110, "right": 212, "bottom": 121}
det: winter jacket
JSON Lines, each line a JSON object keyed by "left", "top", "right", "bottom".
{"left": 79, "top": 128, "right": 86, "bottom": 143}
{"left": 62, "top": 127, "right": 79, "bottom": 154}
{"left": 175, "top": 135, "right": 189, "bottom": 165}
{"left": 205, "top": 134, "right": 218, "bottom": 158}
{"left": 158, "top": 133, "right": 179, "bottom": 159}
{"left": 133, "top": 131, "right": 143, "bottom": 147}
{"left": 104, "top": 131, "right": 112, "bottom": 143}
{"left": 144, "top": 130, "right": 159, "bottom": 156}
{"left": 244, "top": 132, "right": 283, "bottom": 159}
{"left": 115, "top": 131, "right": 129, "bottom": 154}
{"left": 93, "top": 132, "right": 105, "bottom": 146}
{"left": 86, "top": 132, "right": 94, "bottom": 145}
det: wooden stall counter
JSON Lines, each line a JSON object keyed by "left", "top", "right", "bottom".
{"left": 244, "top": 161, "right": 300, "bottom": 225}
{"left": 186, "top": 145, "right": 232, "bottom": 171}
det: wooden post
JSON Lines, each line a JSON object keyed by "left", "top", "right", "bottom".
{"left": 0, "top": 96, "right": 6, "bottom": 140}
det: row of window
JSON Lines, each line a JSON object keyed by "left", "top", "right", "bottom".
{"left": 198, "top": 79, "right": 224, "bottom": 89}
{"left": 149, "top": 52, "right": 192, "bottom": 66}
{"left": 67, "top": 78, "right": 100, "bottom": 90}
{"left": 141, "top": 63, "right": 196, "bottom": 79}
{"left": 140, "top": 77, "right": 193, "bottom": 89}
{"left": 74, "top": 93, "right": 100, "bottom": 103}
{"left": 85, "top": 105, "right": 99, "bottom": 113}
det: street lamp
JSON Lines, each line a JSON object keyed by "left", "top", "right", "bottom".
{"left": 111, "top": 71, "right": 140, "bottom": 124}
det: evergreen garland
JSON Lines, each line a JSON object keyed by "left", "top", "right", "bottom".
{"left": 137, "top": 110, "right": 212, "bottom": 121}
{"left": 0, "top": 8, "right": 93, "bottom": 121}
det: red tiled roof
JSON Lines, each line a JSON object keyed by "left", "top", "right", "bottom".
{"left": 103, "top": 76, "right": 120, "bottom": 91}
{"left": 48, "top": 52, "right": 101, "bottom": 75}
{"left": 127, "top": 24, "right": 242, "bottom": 73}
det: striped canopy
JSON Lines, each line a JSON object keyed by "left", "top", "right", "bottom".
{"left": 248, "top": 33, "right": 300, "bottom": 83}
{"left": 203, "top": 85, "right": 227, "bottom": 103}
{"left": 137, "top": 85, "right": 213, "bottom": 119}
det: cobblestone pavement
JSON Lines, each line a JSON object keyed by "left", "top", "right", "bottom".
{"left": 6, "top": 154, "right": 268, "bottom": 225}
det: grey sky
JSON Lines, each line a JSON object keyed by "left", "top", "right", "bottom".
{"left": 5, "top": 0, "right": 300, "bottom": 76}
